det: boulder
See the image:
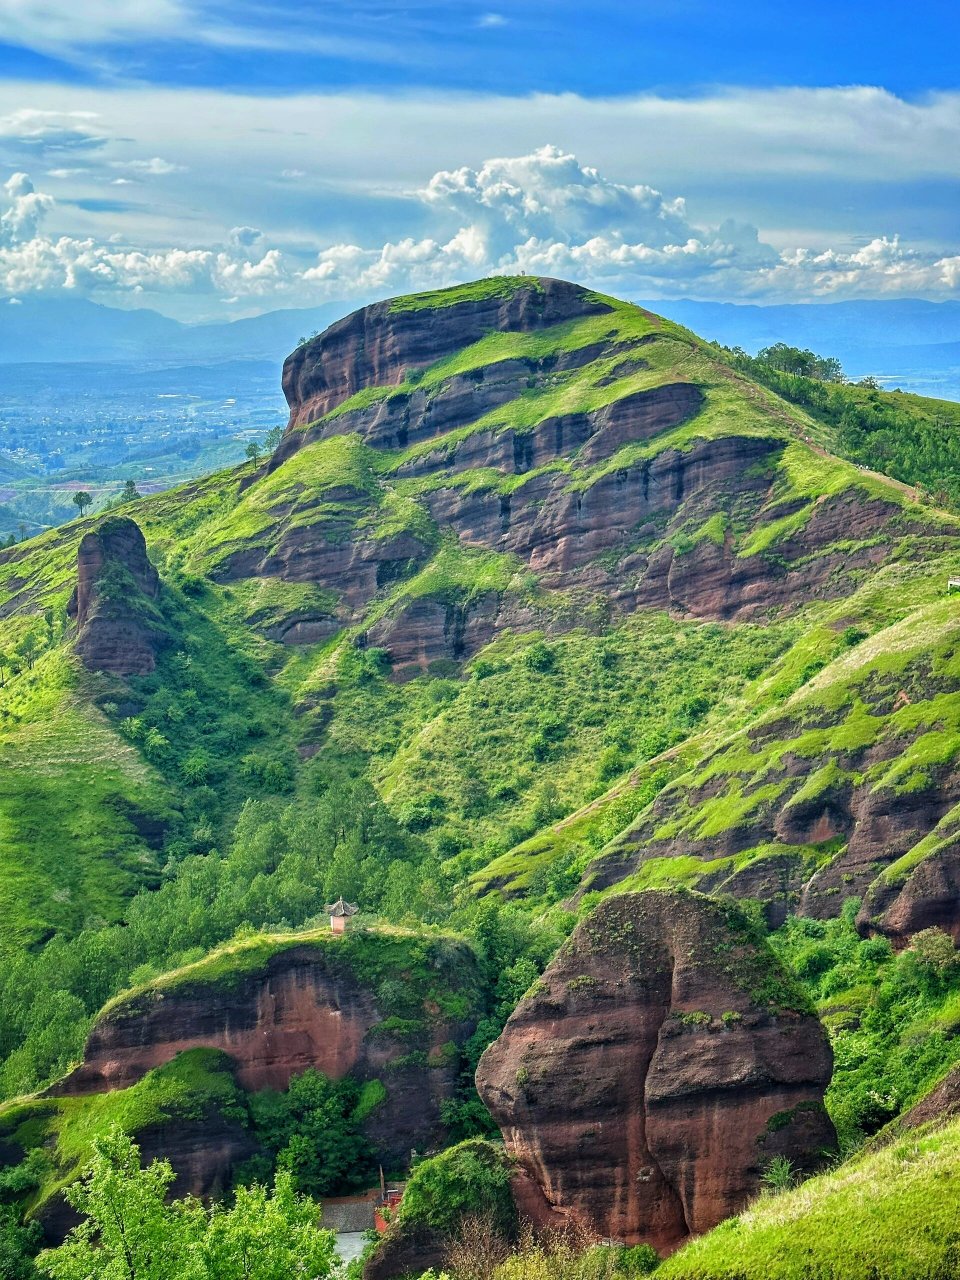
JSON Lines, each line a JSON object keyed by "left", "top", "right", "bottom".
{"left": 477, "top": 891, "right": 836, "bottom": 1254}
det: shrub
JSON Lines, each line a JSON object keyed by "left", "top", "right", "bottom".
{"left": 760, "top": 1155, "right": 795, "bottom": 1193}
{"left": 910, "top": 927, "right": 958, "bottom": 977}
{"left": 398, "top": 1140, "right": 515, "bottom": 1237}
{"left": 521, "top": 642, "right": 556, "bottom": 674}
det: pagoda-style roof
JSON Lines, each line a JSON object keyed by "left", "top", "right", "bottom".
{"left": 325, "top": 897, "right": 359, "bottom": 918}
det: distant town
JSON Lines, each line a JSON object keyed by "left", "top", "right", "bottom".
{"left": 0, "top": 359, "right": 286, "bottom": 539}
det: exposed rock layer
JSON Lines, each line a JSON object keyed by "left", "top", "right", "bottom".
{"left": 66, "top": 516, "right": 163, "bottom": 676}
{"left": 895, "top": 1062, "right": 960, "bottom": 1132}
{"left": 52, "top": 939, "right": 479, "bottom": 1171}
{"left": 477, "top": 892, "right": 835, "bottom": 1254}
{"left": 858, "top": 844, "right": 960, "bottom": 947}
{"left": 261, "top": 278, "right": 913, "bottom": 682}
{"left": 584, "top": 672, "right": 960, "bottom": 929}
{"left": 279, "top": 279, "right": 612, "bottom": 436}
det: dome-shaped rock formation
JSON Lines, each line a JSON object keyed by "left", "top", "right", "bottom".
{"left": 476, "top": 891, "right": 835, "bottom": 1254}
{"left": 279, "top": 277, "right": 611, "bottom": 440}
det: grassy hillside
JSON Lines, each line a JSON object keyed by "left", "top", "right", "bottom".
{"left": 719, "top": 342, "right": 960, "bottom": 507}
{"left": 577, "top": 582, "right": 960, "bottom": 904}
{"left": 2, "top": 278, "right": 960, "bottom": 1270}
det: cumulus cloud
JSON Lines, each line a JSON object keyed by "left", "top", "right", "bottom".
{"left": 421, "top": 147, "right": 695, "bottom": 249}
{"left": 1, "top": 172, "right": 54, "bottom": 244}
{"left": 300, "top": 147, "right": 960, "bottom": 302}
{"left": 303, "top": 147, "right": 780, "bottom": 298}
{"left": 757, "top": 236, "right": 960, "bottom": 299}
{"left": 1, "top": 147, "right": 960, "bottom": 308}
{"left": 0, "top": 171, "right": 286, "bottom": 297}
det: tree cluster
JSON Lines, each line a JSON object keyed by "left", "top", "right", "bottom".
{"left": 38, "top": 1130, "right": 337, "bottom": 1280}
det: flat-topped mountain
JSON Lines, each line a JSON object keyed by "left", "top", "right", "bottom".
{"left": 1, "top": 276, "right": 959, "bottom": 949}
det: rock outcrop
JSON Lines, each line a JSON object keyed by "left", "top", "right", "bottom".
{"left": 67, "top": 516, "right": 165, "bottom": 676}
{"left": 235, "top": 275, "right": 922, "bottom": 681}
{"left": 893, "top": 1061, "right": 960, "bottom": 1133}
{"left": 52, "top": 933, "right": 482, "bottom": 1172}
{"left": 580, "top": 616, "right": 960, "bottom": 931}
{"left": 858, "top": 843, "right": 960, "bottom": 947}
{"left": 279, "top": 278, "right": 612, "bottom": 439}
{"left": 477, "top": 891, "right": 835, "bottom": 1254}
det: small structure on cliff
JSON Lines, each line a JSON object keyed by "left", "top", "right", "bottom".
{"left": 326, "top": 898, "right": 359, "bottom": 933}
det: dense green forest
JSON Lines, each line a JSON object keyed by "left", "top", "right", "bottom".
{"left": 717, "top": 341, "right": 960, "bottom": 506}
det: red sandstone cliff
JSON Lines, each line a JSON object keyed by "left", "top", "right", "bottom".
{"left": 858, "top": 844, "right": 960, "bottom": 948}
{"left": 53, "top": 937, "right": 481, "bottom": 1172}
{"left": 279, "top": 278, "right": 612, "bottom": 437}
{"left": 66, "top": 516, "right": 165, "bottom": 676}
{"left": 231, "top": 278, "right": 915, "bottom": 683}
{"left": 476, "top": 891, "right": 835, "bottom": 1254}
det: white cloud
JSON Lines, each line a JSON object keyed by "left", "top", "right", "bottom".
{"left": 297, "top": 145, "right": 960, "bottom": 303}
{"left": 0, "top": 108, "right": 106, "bottom": 151}
{"left": 0, "top": 171, "right": 285, "bottom": 297}
{"left": 0, "top": 0, "right": 185, "bottom": 50}
{"left": 756, "top": 236, "right": 960, "bottom": 299}
{"left": 476, "top": 13, "right": 507, "bottom": 28}
{"left": 1, "top": 135, "right": 959, "bottom": 311}
{"left": 0, "top": 0, "right": 407, "bottom": 67}
{"left": 109, "top": 156, "right": 185, "bottom": 176}
{"left": 302, "top": 147, "right": 781, "bottom": 298}
{"left": 1, "top": 172, "right": 54, "bottom": 244}
{"left": 420, "top": 146, "right": 697, "bottom": 251}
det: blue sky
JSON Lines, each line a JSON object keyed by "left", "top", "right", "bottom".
{"left": 2, "top": 0, "right": 958, "bottom": 97}
{"left": 0, "top": 0, "right": 958, "bottom": 319}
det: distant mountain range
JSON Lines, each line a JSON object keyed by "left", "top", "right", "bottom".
{"left": 3, "top": 292, "right": 960, "bottom": 400}
{"left": 639, "top": 298, "right": 960, "bottom": 400}
{"left": 0, "top": 296, "right": 347, "bottom": 366}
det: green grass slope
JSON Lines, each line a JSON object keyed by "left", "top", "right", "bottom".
{"left": 0, "top": 646, "right": 172, "bottom": 951}
{"left": 0, "top": 274, "right": 959, "bottom": 1113}
{"left": 572, "top": 568, "right": 960, "bottom": 924}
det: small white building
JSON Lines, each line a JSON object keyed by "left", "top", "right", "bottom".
{"left": 325, "top": 897, "right": 359, "bottom": 934}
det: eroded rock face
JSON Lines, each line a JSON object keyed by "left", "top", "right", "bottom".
{"left": 66, "top": 516, "right": 164, "bottom": 676}
{"left": 279, "top": 278, "right": 612, "bottom": 438}
{"left": 53, "top": 938, "right": 480, "bottom": 1170}
{"left": 220, "top": 276, "right": 924, "bottom": 681}
{"left": 476, "top": 892, "right": 835, "bottom": 1254}
{"left": 895, "top": 1061, "right": 960, "bottom": 1131}
{"left": 858, "top": 844, "right": 960, "bottom": 947}
{"left": 585, "top": 673, "right": 960, "bottom": 929}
